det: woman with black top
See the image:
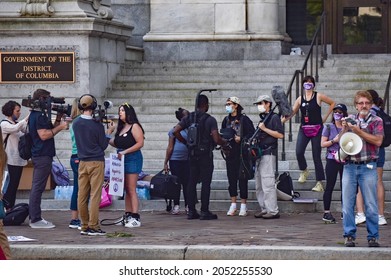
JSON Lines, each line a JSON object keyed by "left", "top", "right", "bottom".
{"left": 222, "top": 97, "right": 255, "bottom": 217}
{"left": 109, "top": 103, "right": 145, "bottom": 228}
{"left": 283, "top": 75, "right": 335, "bottom": 192}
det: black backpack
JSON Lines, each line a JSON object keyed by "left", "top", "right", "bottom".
{"left": 3, "top": 203, "right": 29, "bottom": 226}
{"left": 187, "top": 112, "right": 212, "bottom": 156}
{"left": 18, "top": 121, "right": 32, "bottom": 161}
{"left": 373, "top": 108, "right": 391, "bottom": 147}
{"left": 275, "top": 172, "right": 300, "bottom": 201}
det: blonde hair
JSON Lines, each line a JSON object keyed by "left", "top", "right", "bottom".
{"left": 70, "top": 98, "right": 81, "bottom": 119}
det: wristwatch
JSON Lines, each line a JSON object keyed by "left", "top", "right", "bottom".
{"left": 331, "top": 140, "right": 334, "bottom": 144}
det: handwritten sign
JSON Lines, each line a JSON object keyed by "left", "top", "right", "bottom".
{"left": 109, "top": 153, "right": 124, "bottom": 197}
{"left": 0, "top": 52, "right": 75, "bottom": 83}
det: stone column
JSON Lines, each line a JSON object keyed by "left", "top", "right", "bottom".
{"left": 247, "top": 0, "right": 280, "bottom": 36}
{"left": 0, "top": 0, "right": 132, "bottom": 101}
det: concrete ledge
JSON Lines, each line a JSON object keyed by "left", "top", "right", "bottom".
{"left": 10, "top": 244, "right": 391, "bottom": 260}
{"left": 10, "top": 245, "right": 187, "bottom": 260}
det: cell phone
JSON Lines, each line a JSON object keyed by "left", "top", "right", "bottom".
{"left": 345, "top": 118, "right": 357, "bottom": 125}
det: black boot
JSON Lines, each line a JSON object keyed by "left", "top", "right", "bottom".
{"left": 200, "top": 210, "right": 218, "bottom": 220}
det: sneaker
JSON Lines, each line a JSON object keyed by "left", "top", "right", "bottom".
{"left": 312, "top": 181, "right": 324, "bottom": 192}
{"left": 199, "top": 210, "right": 218, "bottom": 220}
{"left": 368, "top": 238, "right": 380, "bottom": 247}
{"left": 379, "top": 215, "right": 387, "bottom": 226}
{"left": 355, "top": 212, "right": 366, "bottom": 225}
{"left": 344, "top": 236, "right": 355, "bottom": 247}
{"left": 80, "top": 228, "right": 90, "bottom": 235}
{"left": 69, "top": 219, "right": 81, "bottom": 229}
{"left": 171, "top": 205, "right": 180, "bottom": 215}
{"left": 262, "top": 212, "right": 280, "bottom": 219}
{"left": 116, "top": 213, "right": 131, "bottom": 226}
{"left": 87, "top": 228, "right": 106, "bottom": 236}
{"left": 239, "top": 207, "right": 247, "bottom": 217}
{"left": 254, "top": 210, "right": 267, "bottom": 218}
{"left": 322, "top": 212, "right": 336, "bottom": 223}
{"left": 124, "top": 217, "right": 141, "bottom": 228}
{"left": 29, "top": 219, "right": 56, "bottom": 229}
{"left": 227, "top": 204, "right": 237, "bottom": 216}
{"left": 187, "top": 211, "right": 200, "bottom": 220}
{"left": 298, "top": 169, "right": 309, "bottom": 183}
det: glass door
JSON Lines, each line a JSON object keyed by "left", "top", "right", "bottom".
{"left": 336, "top": 0, "right": 390, "bottom": 54}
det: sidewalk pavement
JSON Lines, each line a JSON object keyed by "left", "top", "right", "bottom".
{"left": 4, "top": 210, "right": 391, "bottom": 260}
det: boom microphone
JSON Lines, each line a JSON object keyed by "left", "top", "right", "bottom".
{"left": 271, "top": 85, "right": 292, "bottom": 117}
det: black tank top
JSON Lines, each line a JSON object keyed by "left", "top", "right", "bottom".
{"left": 114, "top": 125, "right": 136, "bottom": 149}
{"left": 300, "top": 91, "right": 322, "bottom": 125}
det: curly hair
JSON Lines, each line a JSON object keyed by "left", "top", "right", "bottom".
{"left": 1, "top": 100, "right": 21, "bottom": 117}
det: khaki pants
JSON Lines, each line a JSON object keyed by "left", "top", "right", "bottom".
{"left": 78, "top": 161, "right": 105, "bottom": 231}
{"left": 0, "top": 220, "right": 11, "bottom": 259}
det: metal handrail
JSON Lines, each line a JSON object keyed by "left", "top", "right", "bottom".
{"left": 282, "top": 11, "right": 327, "bottom": 161}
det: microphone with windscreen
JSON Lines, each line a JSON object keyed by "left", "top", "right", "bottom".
{"left": 271, "top": 85, "right": 292, "bottom": 117}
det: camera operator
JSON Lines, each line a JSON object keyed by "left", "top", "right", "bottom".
{"left": 28, "top": 89, "right": 68, "bottom": 229}
{"left": 221, "top": 97, "right": 255, "bottom": 217}
{"left": 252, "top": 95, "right": 284, "bottom": 219}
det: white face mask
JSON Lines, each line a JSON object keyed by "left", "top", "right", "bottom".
{"left": 257, "top": 104, "right": 266, "bottom": 113}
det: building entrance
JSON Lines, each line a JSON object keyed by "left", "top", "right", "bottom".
{"left": 334, "top": 0, "right": 391, "bottom": 54}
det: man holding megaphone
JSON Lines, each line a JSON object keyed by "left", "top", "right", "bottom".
{"left": 341, "top": 90, "right": 384, "bottom": 248}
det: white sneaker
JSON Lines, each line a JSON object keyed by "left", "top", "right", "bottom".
{"left": 239, "top": 207, "right": 248, "bottom": 217}
{"left": 171, "top": 205, "right": 180, "bottom": 215}
{"left": 124, "top": 217, "right": 141, "bottom": 228}
{"left": 227, "top": 204, "right": 237, "bottom": 216}
{"left": 379, "top": 215, "right": 387, "bottom": 226}
{"left": 312, "top": 181, "right": 324, "bottom": 192}
{"left": 298, "top": 169, "right": 309, "bottom": 183}
{"left": 355, "top": 213, "right": 366, "bottom": 225}
{"left": 29, "top": 219, "right": 55, "bottom": 229}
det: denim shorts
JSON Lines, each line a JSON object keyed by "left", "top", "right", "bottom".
{"left": 377, "top": 147, "right": 385, "bottom": 168}
{"left": 120, "top": 150, "right": 143, "bottom": 174}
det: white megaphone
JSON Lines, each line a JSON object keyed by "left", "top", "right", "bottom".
{"left": 334, "top": 132, "right": 363, "bottom": 162}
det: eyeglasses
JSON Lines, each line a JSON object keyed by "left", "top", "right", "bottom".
{"left": 356, "top": 101, "right": 371, "bottom": 106}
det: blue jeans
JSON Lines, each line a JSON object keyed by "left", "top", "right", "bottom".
{"left": 70, "top": 155, "right": 79, "bottom": 211}
{"left": 296, "top": 127, "right": 325, "bottom": 181}
{"left": 342, "top": 162, "right": 379, "bottom": 240}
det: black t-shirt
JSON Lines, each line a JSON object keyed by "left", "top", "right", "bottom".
{"left": 179, "top": 111, "right": 218, "bottom": 147}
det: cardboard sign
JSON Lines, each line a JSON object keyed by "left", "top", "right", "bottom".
{"left": 109, "top": 153, "right": 124, "bottom": 197}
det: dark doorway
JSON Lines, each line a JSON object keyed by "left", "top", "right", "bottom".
{"left": 334, "top": 0, "right": 391, "bottom": 54}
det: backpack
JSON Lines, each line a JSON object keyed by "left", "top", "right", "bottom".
{"left": 3, "top": 203, "right": 29, "bottom": 226}
{"left": 18, "top": 131, "right": 32, "bottom": 160}
{"left": 275, "top": 172, "right": 300, "bottom": 201}
{"left": 187, "top": 112, "right": 212, "bottom": 156}
{"left": 51, "top": 161, "right": 70, "bottom": 186}
{"left": 373, "top": 108, "right": 391, "bottom": 147}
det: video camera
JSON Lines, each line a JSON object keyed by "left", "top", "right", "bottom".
{"left": 22, "top": 95, "right": 72, "bottom": 119}
{"left": 93, "top": 100, "right": 115, "bottom": 127}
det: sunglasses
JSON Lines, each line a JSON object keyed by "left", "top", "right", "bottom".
{"left": 122, "top": 102, "right": 131, "bottom": 108}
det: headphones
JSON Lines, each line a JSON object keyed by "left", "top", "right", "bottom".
{"left": 78, "top": 94, "right": 97, "bottom": 111}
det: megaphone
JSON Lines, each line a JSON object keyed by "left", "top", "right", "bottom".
{"left": 334, "top": 132, "right": 363, "bottom": 162}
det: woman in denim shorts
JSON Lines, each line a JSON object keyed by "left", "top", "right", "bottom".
{"left": 109, "top": 103, "right": 145, "bottom": 228}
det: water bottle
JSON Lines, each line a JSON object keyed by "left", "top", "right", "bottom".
{"left": 54, "top": 186, "right": 60, "bottom": 200}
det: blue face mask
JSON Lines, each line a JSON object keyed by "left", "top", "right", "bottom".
{"left": 12, "top": 115, "right": 18, "bottom": 121}
{"left": 303, "top": 82, "right": 314, "bottom": 90}
{"left": 225, "top": 105, "right": 233, "bottom": 114}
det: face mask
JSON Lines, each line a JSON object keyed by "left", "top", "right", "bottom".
{"left": 303, "top": 82, "right": 314, "bottom": 90}
{"left": 12, "top": 115, "right": 18, "bottom": 121}
{"left": 333, "top": 112, "right": 343, "bottom": 121}
{"left": 258, "top": 104, "right": 266, "bottom": 113}
{"left": 225, "top": 105, "right": 233, "bottom": 114}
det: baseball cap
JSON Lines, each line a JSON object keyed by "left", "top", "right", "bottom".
{"left": 333, "top": 103, "right": 347, "bottom": 113}
{"left": 227, "top": 96, "right": 240, "bottom": 105}
{"left": 254, "top": 94, "right": 273, "bottom": 104}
